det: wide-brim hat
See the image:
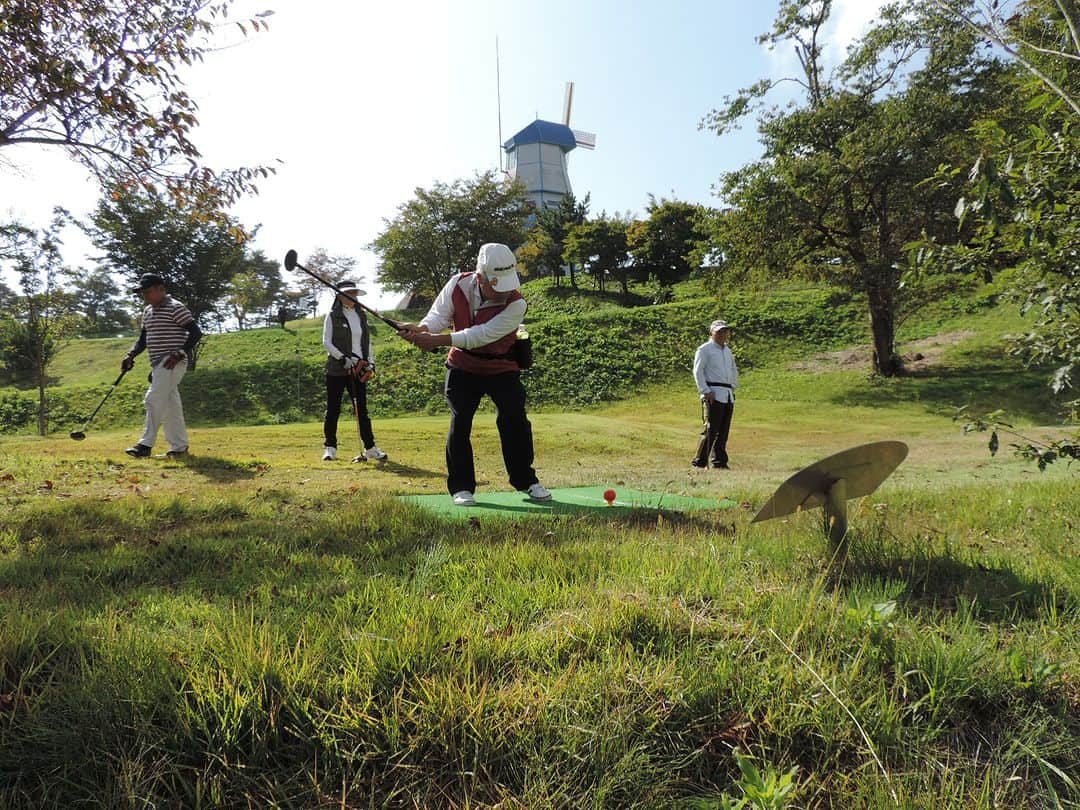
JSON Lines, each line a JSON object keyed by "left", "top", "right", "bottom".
{"left": 337, "top": 280, "right": 366, "bottom": 296}
{"left": 476, "top": 243, "right": 520, "bottom": 292}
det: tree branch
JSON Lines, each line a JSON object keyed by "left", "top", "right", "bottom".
{"left": 1053, "top": 0, "right": 1080, "bottom": 55}
{"left": 932, "top": 0, "right": 1080, "bottom": 116}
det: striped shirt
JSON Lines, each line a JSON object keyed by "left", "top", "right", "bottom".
{"left": 142, "top": 296, "right": 195, "bottom": 366}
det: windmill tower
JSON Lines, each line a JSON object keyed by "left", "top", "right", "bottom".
{"left": 503, "top": 82, "right": 595, "bottom": 211}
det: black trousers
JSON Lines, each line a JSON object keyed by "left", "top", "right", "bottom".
{"left": 324, "top": 374, "right": 375, "bottom": 449}
{"left": 444, "top": 368, "right": 539, "bottom": 495}
{"left": 694, "top": 399, "right": 734, "bottom": 467}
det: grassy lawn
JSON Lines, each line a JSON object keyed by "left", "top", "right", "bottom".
{"left": 1, "top": 355, "right": 1077, "bottom": 807}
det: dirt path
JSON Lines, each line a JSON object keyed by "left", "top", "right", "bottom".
{"left": 788, "top": 330, "right": 976, "bottom": 373}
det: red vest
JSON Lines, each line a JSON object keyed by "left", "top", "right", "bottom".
{"left": 446, "top": 272, "right": 523, "bottom": 375}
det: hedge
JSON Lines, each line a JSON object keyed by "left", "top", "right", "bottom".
{"left": 0, "top": 288, "right": 863, "bottom": 433}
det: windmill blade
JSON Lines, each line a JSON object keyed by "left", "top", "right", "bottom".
{"left": 563, "top": 81, "right": 574, "bottom": 125}
{"left": 572, "top": 129, "right": 596, "bottom": 150}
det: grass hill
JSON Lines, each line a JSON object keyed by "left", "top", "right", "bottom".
{"left": 0, "top": 276, "right": 1077, "bottom": 806}
{"left": 0, "top": 275, "right": 1065, "bottom": 435}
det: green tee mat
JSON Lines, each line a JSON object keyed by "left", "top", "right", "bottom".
{"left": 398, "top": 486, "right": 737, "bottom": 519}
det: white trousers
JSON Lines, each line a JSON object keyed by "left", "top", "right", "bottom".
{"left": 138, "top": 360, "right": 188, "bottom": 451}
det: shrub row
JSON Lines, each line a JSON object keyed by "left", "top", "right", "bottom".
{"left": 1, "top": 288, "right": 864, "bottom": 433}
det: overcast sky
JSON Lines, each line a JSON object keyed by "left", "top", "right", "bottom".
{"left": 0, "top": 0, "right": 886, "bottom": 311}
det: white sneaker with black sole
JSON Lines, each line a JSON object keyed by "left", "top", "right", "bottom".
{"left": 364, "top": 446, "right": 388, "bottom": 461}
{"left": 322, "top": 446, "right": 337, "bottom": 461}
{"left": 452, "top": 490, "right": 476, "bottom": 506}
{"left": 526, "top": 483, "right": 552, "bottom": 501}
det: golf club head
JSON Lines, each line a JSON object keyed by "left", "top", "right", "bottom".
{"left": 69, "top": 431, "right": 86, "bottom": 441}
{"left": 284, "top": 249, "right": 298, "bottom": 272}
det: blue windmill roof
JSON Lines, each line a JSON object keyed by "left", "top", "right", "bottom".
{"left": 503, "top": 120, "right": 577, "bottom": 152}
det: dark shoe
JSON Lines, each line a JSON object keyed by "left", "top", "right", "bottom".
{"left": 690, "top": 460, "right": 707, "bottom": 468}
{"left": 712, "top": 463, "right": 730, "bottom": 470}
{"left": 125, "top": 444, "right": 152, "bottom": 458}
{"left": 165, "top": 448, "right": 188, "bottom": 459}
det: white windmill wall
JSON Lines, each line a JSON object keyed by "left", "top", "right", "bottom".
{"left": 507, "top": 142, "right": 572, "bottom": 210}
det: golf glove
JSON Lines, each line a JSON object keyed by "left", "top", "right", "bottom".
{"left": 121, "top": 354, "right": 135, "bottom": 372}
{"left": 343, "top": 356, "right": 359, "bottom": 370}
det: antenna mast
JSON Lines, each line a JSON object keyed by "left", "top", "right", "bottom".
{"left": 496, "top": 36, "right": 504, "bottom": 173}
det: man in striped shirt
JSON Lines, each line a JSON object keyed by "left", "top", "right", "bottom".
{"left": 120, "top": 274, "right": 203, "bottom": 458}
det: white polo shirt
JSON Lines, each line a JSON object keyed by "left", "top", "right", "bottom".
{"left": 692, "top": 340, "right": 739, "bottom": 403}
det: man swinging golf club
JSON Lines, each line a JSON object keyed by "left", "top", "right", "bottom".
{"left": 121, "top": 273, "right": 202, "bottom": 459}
{"left": 397, "top": 243, "right": 551, "bottom": 506}
{"left": 321, "top": 280, "right": 387, "bottom": 462}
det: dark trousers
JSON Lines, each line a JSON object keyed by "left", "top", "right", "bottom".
{"left": 444, "top": 368, "right": 539, "bottom": 495}
{"left": 694, "top": 399, "right": 734, "bottom": 467}
{"left": 324, "top": 374, "right": 375, "bottom": 449}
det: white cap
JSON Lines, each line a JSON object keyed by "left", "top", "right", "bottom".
{"left": 476, "top": 243, "right": 520, "bottom": 292}
{"left": 710, "top": 319, "right": 731, "bottom": 333}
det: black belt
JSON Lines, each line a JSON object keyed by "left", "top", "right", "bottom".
{"left": 707, "top": 382, "right": 733, "bottom": 389}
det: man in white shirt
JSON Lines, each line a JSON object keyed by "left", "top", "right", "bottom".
{"left": 692, "top": 319, "right": 739, "bottom": 469}
{"left": 397, "top": 243, "right": 551, "bottom": 506}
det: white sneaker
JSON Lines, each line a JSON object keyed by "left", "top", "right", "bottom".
{"left": 526, "top": 483, "right": 552, "bottom": 501}
{"left": 364, "top": 446, "right": 388, "bottom": 461}
{"left": 322, "top": 446, "right": 336, "bottom": 461}
{"left": 452, "top": 490, "right": 476, "bottom": 506}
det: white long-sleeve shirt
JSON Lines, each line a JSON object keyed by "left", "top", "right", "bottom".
{"left": 419, "top": 273, "right": 527, "bottom": 350}
{"left": 692, "top": 340, "right": 738, "bottom": 403}
{"left": 322, "top": 306, "right": 374, "bottom": 364}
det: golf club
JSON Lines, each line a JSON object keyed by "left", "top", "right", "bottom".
{"left": 283, "top": 249, "right": 404, "bottom": 331}
{"left": 70, "top": 369, "right": 128, "bottom": 440}
{"left": 343, "top": 372, "right": 367, "bottom": 463}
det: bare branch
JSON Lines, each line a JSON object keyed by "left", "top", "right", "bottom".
{"left": 932, "top": 0, "right": 1080, "bottom": 116}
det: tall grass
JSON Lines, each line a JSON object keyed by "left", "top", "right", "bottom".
{"left": 0, "top": 449, "right": 1075, "bottom": 807}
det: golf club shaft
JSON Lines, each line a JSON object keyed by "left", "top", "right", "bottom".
{"left": 345, "top": 374, "right": 365, "bottom": 455}
{"left": 293, "top": 261, "right": 403, "bottom": 331}
{"left": 83, "top": 370, "right": 127, "bottom": 427}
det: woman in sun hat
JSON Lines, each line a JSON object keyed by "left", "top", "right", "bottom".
{"left": 320, "top": 280, "right": 387, "bottom": 462}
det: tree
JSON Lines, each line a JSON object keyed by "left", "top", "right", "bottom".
{"left": 703, "top": 0, "right": 1007, "bottom": 376}
{"left": 0, "top": 279, "right": 15, "bottom": 311}
{"left": 518, "top": 193, "right": 590, "bottom": 287}
{"left": 64, "top": 267, "right": 135, "bottom": 335}
{"left": 0, "top": 216, "right": 79, "bottom": 435}
{"left": 0, "top": 0, "right": 274, "bottom": 223}
{"left": 626, "top": 197, "right": 709, "bottom": 287}
{"left": 85, "top": 187, "right": 247, "bottom": 325}
{"left": 926, "top": 0, "right": 1080, "bottom": 398}
{"left": 371, "top": 172, "right": 528, "bottom": 298}
{"left": 226, "top": 249, "right": 284, "bottom": 329}
{"left": 906, "top": 0, "right": 1080, "bottom": 469}
{"left": 295, "top": 248, "right": 359, "bottom": 316}
{"left": 563, "top": 215, "right": 631, "bottom": 296}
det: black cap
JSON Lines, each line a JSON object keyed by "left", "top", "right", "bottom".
{"left": 130, "top": 273, "right": 165, "bottom": 293}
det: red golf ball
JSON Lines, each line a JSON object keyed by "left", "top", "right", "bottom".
{"left": 603, "top": 488, "right": 616, "bottom": 505}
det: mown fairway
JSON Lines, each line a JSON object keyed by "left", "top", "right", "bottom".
{"left": 1, "top": 341, "right": 1077, "bottom": 808}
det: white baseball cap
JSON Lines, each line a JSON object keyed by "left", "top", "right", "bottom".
{"left": 476, "top": 243, "right": 520, "bottom": 291}
{"left": 710, "top": 319, "right": 731, "bottom": 333}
